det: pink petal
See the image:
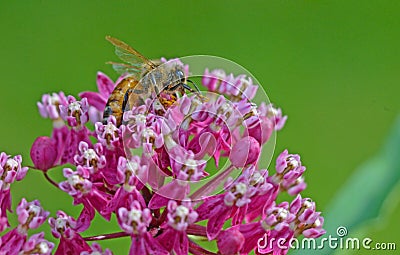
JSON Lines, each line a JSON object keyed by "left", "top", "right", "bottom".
{"left": 75, "top": 205, "right": 95, "bottom": 232}
{"left": 148, "top": 181, "right": 188, "bottom": 209}
{"left": 156, "top": 228, "right": 176, "bottom": 252}
{"left": 174, "top": 232, "right": 188, "bottom": 255}
{"left": 96, "top": 72, "right": 115, "bottom": 96}
{"left": 206, "top": 205, "right": 231, "bottom": 240}
{"left": 79, "top": 91, "right": 107, "bottom": 111}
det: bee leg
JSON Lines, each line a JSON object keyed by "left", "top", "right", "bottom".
{"left": 186, "top": 79, "right": 201, "bottom": 93}
{"left": 183, "top": 82, "right": 207, "bottom": 102}
{"left": 102, "top": 106, "right": 113, "bottom": 124}
{"left": 121, "top": 89, "right": 131, "bottom": 112}
{"left": 182, "top": 83, "right": 196, "bottom": 93}
{"left": 166, "top": 83, "right": 184, "bottom": 92}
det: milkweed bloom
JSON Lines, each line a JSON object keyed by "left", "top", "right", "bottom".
{"left": 0, "top": 57, "right": 324, "bottom": 255}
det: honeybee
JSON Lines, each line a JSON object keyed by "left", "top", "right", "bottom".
{"left": 103, "top": 36, "right": 200, "bottom": 126}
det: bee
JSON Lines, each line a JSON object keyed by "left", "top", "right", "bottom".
{"left": 103, "top": 36, "right": 200, "bottom": 126}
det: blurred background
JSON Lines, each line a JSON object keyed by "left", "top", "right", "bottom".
{"left": 1, "top": 1, "right": 399, "bottom": 254}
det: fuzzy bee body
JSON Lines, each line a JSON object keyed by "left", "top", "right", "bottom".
{"left": 103, "top": 76, "right": 140, "bottom": 126}
{"left": 103, "top": 36, "right": 200, "bottom": 126}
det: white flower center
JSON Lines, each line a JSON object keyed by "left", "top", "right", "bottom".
{"left": 105, "top": 122, "right": 117, "bottom": 133}
{"left": 135, "top": 114, "right": 146, "bottom": 124}
{"left": 175, "top": 205, "right": 189, "bottom": 218}
{"left": 287, "top": 156, "right": 299, "bottom": 168}
{"left": 129, "top": 209, "right": 142, "bottom": 222}
{"left": 55, "top": 218, "right": 67, "bottom": 229}
{"left": 142, "top": 128, "right": 155, "bottom": 139}
{"left": 127, "top": 161, "right": 139, "bottom": 174}
{"left": 267, "top": 105, "right": 278, "bottom": 118}
{"left": 296, "top": 176, "right": 304, "bottom": 184}
{"left": 84, "top": 149, "right": 97, "bottom": 161}
{"left": 49, "top": 94, "right": 60, "bottom": 105}
{"left": 6, "top": 158, "right": 18, "bottom": 170}
{"left": 314, "top": 218, "right": 321, "bottom": 227}
{"left": 67, "top": 174, "right": 82, "bottom": 186}
{"left": 68, "top": 101, "right": 81, "bottom": 112}
{"left": 185, "top": 159, "right": 197, "bottom": 168}
{"left": 164, "top": 135, "right": 177, "bottom": 150}
{"left": 277, "top": 208, "right": 288, "bottom": 220}
{"left": 303, "top": 199, "right": 312, "bottom": 208}
{"left": 220, "top": 102, "right": 233, "bottom": 114}
{"left": 250, "top": 172, "right": 264, "bottom": 185}
{"left": 234, "top": 183, "right": 247, "bottom": 195}
{"left": 239, "top": 77, "right": 250, "bottom": 89}
{"left": 214, "top": 70, "right": 226, "bottom": 80}
{"left": 28, "top": 204, "right": 41, "bottom": 215}
{"left": 39, "top": 242, "right": 49, "bottom": 253}
{"left": 209, "top": 122, "right": 220, "bottom": 132}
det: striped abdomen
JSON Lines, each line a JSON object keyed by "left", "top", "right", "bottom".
{"left": 103, "top": 76, "right": 139, "bottom": 126}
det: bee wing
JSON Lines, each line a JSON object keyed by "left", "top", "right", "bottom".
{"left": 106, "top": 35, "right": 157, "bottom": 70}
{"left": 107, "top": 61, "right": 142, "bottom": 77}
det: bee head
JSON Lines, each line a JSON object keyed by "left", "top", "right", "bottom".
{"left": 175, "top": 69, "right": 185, "bottom": 83}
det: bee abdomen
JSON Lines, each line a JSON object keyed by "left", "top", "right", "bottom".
{"left": 102, "top": 77, "right": 139, "bottom": 127}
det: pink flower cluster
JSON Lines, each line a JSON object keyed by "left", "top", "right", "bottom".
{"left": 0, "top": 61, "right": 325, "bottom": 255}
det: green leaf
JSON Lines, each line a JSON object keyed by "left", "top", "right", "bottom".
{"left": 291, "top": 116, "right": 400, "bottom": 255}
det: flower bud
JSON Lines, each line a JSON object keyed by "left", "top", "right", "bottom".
{"left": 229, "top": 136, "right": 260, "bottom": 168}
{"left": 30, "top": 137, "right": 57, "bottom": 171}
{"left": 245, "top": 116, "right": 273, "bottom": 144}
{"left": 217, "top": 228, "right": 244, "bottom": 255}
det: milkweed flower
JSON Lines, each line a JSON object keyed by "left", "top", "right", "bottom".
{"left": 37, "top": 91, "right": 68, "bottom": 121}
{"left": 117, "top": 201, "right": 167, "bottom": 255}
{"left": 60, "top": 96, "right": 90, "bottom": 127}
{"left": 0, "top": 199, "right": 52, "bottom": 255}
{"left": 74, "top": 141, "right": 107, "bottom": 174}
{"left": 95, "top": 116, "right": 124, "bottom": 150}
{"left": 22, "top": 232, "right": 54, "bottom": 255}
{"left": 59, "top": 166, "right": 111, "bottom": 220}
{"left": 202, "top": 69, "right": 258, "bottom": 101}
{"left": 0, "top": 56, "right": 326, "bottom": 254}
{"left": 157, "top": 200, "right": 198, "bottom": 255}
{"left": 290, "top": 194, "right": 326, "bottom": 238}
{"left": 263, "top": 103, "right": 287, "bottom": 131}
{"left": 48, "top": 211, "right": 91, "bottom": 255}
{"left": 0, "top": 153, "right": 28, "bottom": 226}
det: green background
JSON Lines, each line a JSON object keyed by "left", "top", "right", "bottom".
{"left": 1, "top": 1, "right": 399, "bottom": 254}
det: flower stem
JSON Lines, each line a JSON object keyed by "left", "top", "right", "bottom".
{"left": 187, "top": 224, "right": 207, "bottom": 237}
{"left": 188, "top": 240, "right": 217, "bottom": 255}
{"left": 190, "top": 164, "right": 235, "bottom": 200}
{"left": 28, "top": 166, "right": 60, "bottom": 190}
{"left": 43, "top": 171, "right": 60, "bottom": 189}
{"left": 83, "top": 232, "right": 130, "bottom": 241}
